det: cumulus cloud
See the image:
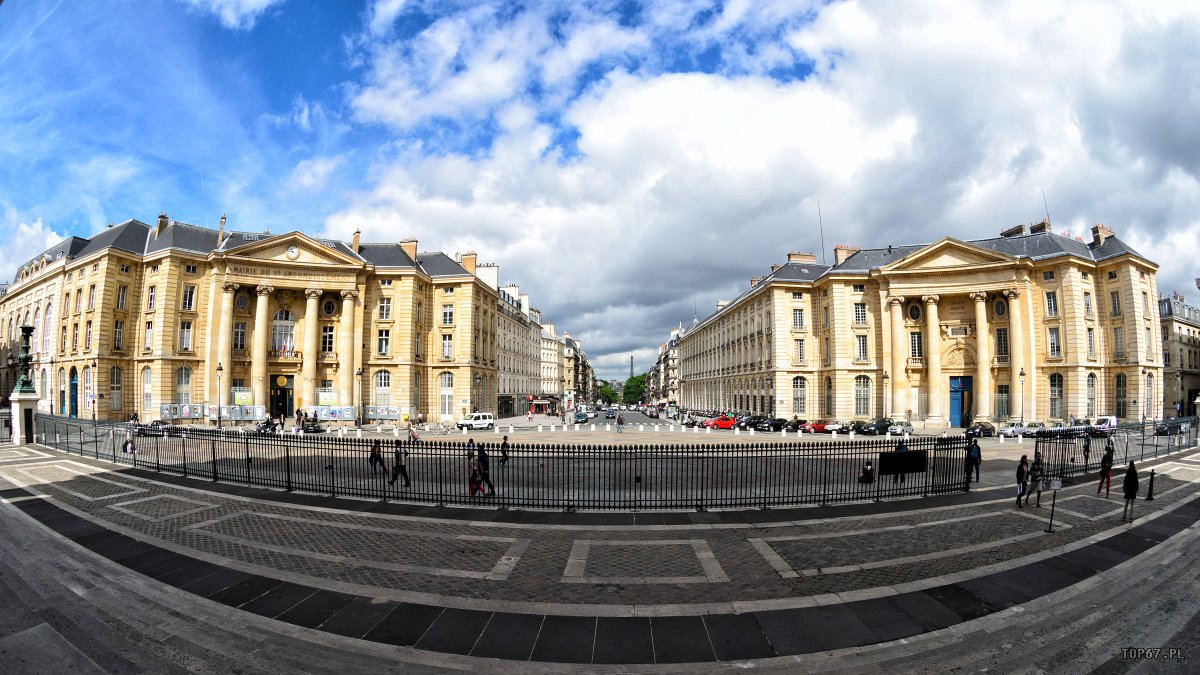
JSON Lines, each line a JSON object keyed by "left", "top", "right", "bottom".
{"left": 0, "top": 207, "right": 69, "bottom": 283}
{"left": 283, "top": 155, "right": 347, "bottom": 193}
{"left": 176, "top": 0, "right": 283, "bottom": 30}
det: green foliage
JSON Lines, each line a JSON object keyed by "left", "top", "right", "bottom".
{"left": 622, "top": 374, "right": 647, "bottom": 404}
{"left": 597, "top": 385, "right": 618, "bottom": 404}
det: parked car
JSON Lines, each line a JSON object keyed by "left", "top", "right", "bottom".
{"left": 1155, "top": 420, "right": 1190, "bottom": 436}
{"left": 1021, "top": 421, "right": 1046, "bottom": 436}
{"left": 846, "top": 420, "right": 871, "bottom": 434}
{"left": 1035, "top": 421, "right": 1067, "bottom": 438}
{"left": 783, "top": 418, "right": 808, "bottom": 432}
{"left": 457, "top": 412, "right": 495, "bottom": 430}
{"left": 646, "top": 408, "right": 659, "bottom": 419}
{"left": 574, "top": 411, "right": 589, "bottom": 424}
{"left": 703, "top": 415, "right": 737, "bottom": 430}
{"left": 134, "top": 420, "right": 178, "bottom": 437}
{"left": 997, "top": 422, "right": 1025, "bottom": 437}
{"left": 754, "top": 417, "right": 788, "bottom": 432}
{"left": 736, "top": 415, "right": 767, "bottom": 430}
{"left": 1090, "top": 415, "right": 1118, "bottom": 436}
{"left": 823, "top": 420, "right": 847, "bottom": 434}
{"left": 964, "top": 421, "right": 996, "bottom": 438}
{"left": 860, "top": 418, "right": 896, "bottom": 435}
{"left": 887, "top": 420, "right": 914, "bottom": 435}
{"left": 300, "top": 418, "right": 324, "bottom": 433}
{"left": 801, "top": 419, "right": 829, "bottom": 433}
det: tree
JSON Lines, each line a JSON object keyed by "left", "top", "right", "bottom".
{"left": 622, "top": 374, "right": 647, "bottom": 404}
{"left": 597, "top": 385, "right": 618, "bottom": 404}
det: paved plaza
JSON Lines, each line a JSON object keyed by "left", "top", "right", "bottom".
{"left": 1, "top": 430, "right": 1198, "bottom": 673}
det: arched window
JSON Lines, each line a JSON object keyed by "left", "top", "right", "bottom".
{"left": 1048, "top": 373, "right": 1064, "bottom": 419}
{"left": 40, "top": 368, "right": 47, "bottom": 403}
{"left": 374, "top": 370, "right": 391, "bottom": 406}
{"left": 142, "top": 367, "right": 153, "bottom": 411}
{"left": 438, "top": 372, "right": 454, "bottom": 418}
{"left": 854, "top": 376, "right": 871, "bottom": 416}
{"left": 824, "top": 377, "right": 834, "bottom": 417}
{"left": 271, "top": 309, "right": 295, "bottom": 354}
{"left": 1146, "top": 372, "right": 1154, "bottom": 419}
{"left": 110, "top": 367, "right": 123, "bottom": 411}
{"left": 176, "top": 367, "right": 192, "bottom": 404}
{"left": 1086, "top": 373, "right": 1096, "bottom": 418}
{"left": 1115, "top": 374, "right": 1127, "bottom": 418}
{"left": 42, "top": 303, "right": 53, "bottom": 352}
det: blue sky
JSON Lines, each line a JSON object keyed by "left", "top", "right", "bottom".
{"left": 4, "top": 1, "right": 1200, "bottom": 380}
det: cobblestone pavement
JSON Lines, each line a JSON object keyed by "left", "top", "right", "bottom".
{"left": 2, "top": 439, "right": 1199, "bottom": 671}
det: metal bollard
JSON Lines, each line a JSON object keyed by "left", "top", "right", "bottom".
{"left": 538, "top": 424, "right": 543, "bottom": 432}
{"left": 1145, "top": 470, "right": 1156, "bottom": 501}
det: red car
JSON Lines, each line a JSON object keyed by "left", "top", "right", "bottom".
{"left": 801, "top": 419, "right": 829, "bottom": 433}
{"left": 703, "top": 415, "right": 737, "bottom": 430}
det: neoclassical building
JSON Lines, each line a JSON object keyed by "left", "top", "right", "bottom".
{"left": 1, "top": 215, "right": 500, "bottom": 424}
{"left": 1159, "top": 291, "right": 1200, "bottom": 418}
{"left": 678, "top": 222, "right": 1163, "bottom": 427}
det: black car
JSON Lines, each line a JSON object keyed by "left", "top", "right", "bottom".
{"left": 1155, "top": 420, "right": 1188, "bottom": 436}
{"left": 964, "top": 421, "right": 996, "bottom": 438}
{"left": 301, "top": 418, "right": 324, "bottom": 433}
{"left": 783, "top": 418, "right": 808, "bottom": 432}
{"left": 736, "top": 415, "right": 765, "bottom": 430}
{"left": 604, "top": 410, "right": 616, "bottom": 419}
{"left": 133, "top": 420, "right": 178, "bottom": 437}
{"left": 859, "top": 418, "right": 895, "bottom": 435}
{"left": 755, "top": 417, "right": 788, "bottom": 432}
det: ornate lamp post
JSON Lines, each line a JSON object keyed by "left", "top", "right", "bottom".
{"left": 1019, "top": 368, "right": 1026, "bottom": 426}
{"left": 216, "top": 363, "right": 223, "bottom": 429}
{"left": 882, "top": 371, "right": 890, "bottom": 418}
{"left": 1141, "top": 367, "right": 1149, "bottom": 423}
{"left": 91, "top": 358, "right": 98, "bottom": 428}
{"left": 355, "top": 367, "right": 364, "bottom": 427}
{"left": 473, "top": 372, "right": 482, "bottom": 413}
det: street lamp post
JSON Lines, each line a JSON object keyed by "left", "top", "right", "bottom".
{"left": 1141, "top": 367, "right": 1149, "bottom": 423}
{"left": 91, "top": 358, "right": 98, "bottom": 428}
{"left": 355, "top": 367, "right": 364, "bottom": 427}
{"left": 48, "top": 356, "right": 54, "bottom": 415}
{"left": 1176, "top": 370, "right": 1182, "bottom": 418}
{"left": 882, "top": 371, "right": 890, "bottom": 418}
{"left": 1019, "top": 368, "right": 1026, "bottom": 426}
{"left": 216, "top": 363, "right": 223, "bottom": 429}
{"left": 473, "top": 373, "right": 481, "bottom": 414}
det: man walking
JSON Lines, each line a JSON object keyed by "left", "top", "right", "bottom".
{"left": 388, "top": 439, "right": 411, "bottom": 488}
{"left": 477, "top": 444, "right": 495, "bottom": 496}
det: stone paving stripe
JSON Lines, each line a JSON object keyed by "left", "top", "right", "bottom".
{"left": 469, "top": 612, "right": 544, "bottom": 661}
{"left": 921, "top": 584, "right": 995, "bottom": 621}
{"left": 362, "top": 602, "right": 445, "bottom": 647}
{"left": 884, "top": 592, "right": 962, "bottom": 632}
{"left": 843, "top": 596, "right": 926, "bottom": 643}
{"left": 154, "top": 558, "right": 225, "bottom": 587}
{"left": 13, "top": 463, "right": 146, "bottom": 502}
{"left": 207, "top": 574, "right": 282, "bottom": 608}
{"left": 753, "top": 608, "right": 827, "bottom": 655}
{"left": 1095, "top": 531, "right": 1157, "bottom": 557}
{"left": 702, "top": 613, "right": 776, "bottom": 661}
{"left": 177, "top": 566, "right": 254, "bottom": 598}
{"left": 592, "top": 616, "right": 654, "bottom": 664}
{"left": 414, "top": 607, "right": 494, "bottom": 655}
{"left": 957, "top": 574, "right": 1034, "bottom": 610}
{"left": 105, "top": 494, "right": 218, "bottom": 522}
{"left": 561, "top": 539, "right": 729, "bottom": 584}
{"left": 1058, "top": 543, "right": 1130, "bottom": 572}
{"left": 529, "top": 615, "right": 596, "bottom": 663}
{"left": 1038, "top": 554, "right": 1099, "bottom": 582}
{"left": 239, "top": 581, "right": 317, "bottom": 619}
{"left": 651, "top": 615, "right": 716, "bottom": 664}
{"left": 317, "top": 596, "right": 400, "bottom": 639}
{"left": 998, "top": 562, "right": 1079, "bottom": 599}
{"left": 275, "top": 589, "right": 357, "bottom": 630}
{"left": 119, "top": 547, "right": 190, "bottom": 578}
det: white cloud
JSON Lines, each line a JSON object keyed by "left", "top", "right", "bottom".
{"left": 0, "top": 207, "right": 68, "bottom": 284}
{"left": 368, "top": 0, "right": 409, "bottom": 37}
{"left": 176, "top": 0, "right": 283, "bottom": 30}
{"left": 283, "top": 155, "right": 347, "bottom": 193}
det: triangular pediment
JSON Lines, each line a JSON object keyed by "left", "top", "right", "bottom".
{"left": 882, "top": 238, "right": 1014, "bottom": 272}
{"left": 218, "top": 232, "right": 364, "bottom": 268}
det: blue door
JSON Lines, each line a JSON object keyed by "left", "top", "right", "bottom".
{"left": 69, "top": 369, "right": 79, "bottom": 418}
{"left": 949, "top": 376, "right": 973, "bottom": 427}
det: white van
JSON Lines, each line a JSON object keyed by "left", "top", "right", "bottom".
{"left": 457, "top": 412, "right": 494, "bottom": 430}
{"left": 1092, "top": 415, "right": 1118, "bottom": 433}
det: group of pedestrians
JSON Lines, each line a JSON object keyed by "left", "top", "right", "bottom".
{"left": 366, "top": 435, "right": 511, "bottom": 496}
{"left": 1011, "top": 443, "right": 1140, "bottom": 521}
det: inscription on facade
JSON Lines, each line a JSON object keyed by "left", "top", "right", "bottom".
{"left": 229, "top": 266, "right": 344, "bottom": 281}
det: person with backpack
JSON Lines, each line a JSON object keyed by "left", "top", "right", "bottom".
{"left": 1026, "top": 452, "right": 1044, "bottom": 507}
{"left": 1098, "top": 445, "right": 1114, "bottom": 497}
{"left": 1121, "top": 461, "right": 1139, "bottom": 521}
{"left": 968, "top": 438, "right": 982, "bottom": 483}
{"left": 368, "top": 439, "right": 385, "bottom": 475}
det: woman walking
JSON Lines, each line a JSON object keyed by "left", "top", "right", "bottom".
{"left": 468, "top": 452, "right": 485, "bottom": 496}
{"left": 1097, "top": 445, "right": 1114, "bottom": 497}
{"left": 1122, "top": 461, "right": 1139, "bottom": 522}
{"left": 368, "top": 439, "right": 385, "bottom": 475}
{"left": 1015, "top": 455, "right": 1029, "bottom": 508}
{"left": 1026, "top": 452, "right": 1044, "bottom": 507}
{"left": 388, "top": 439, "right": 411, "bottom": 488}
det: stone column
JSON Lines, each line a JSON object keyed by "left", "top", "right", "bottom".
{"left": 302, "top": 289, "right": 322, "bottom": 410}
{"left": 971, "top": 291, "right": 991, "bottom": 422}
{"left": 1006, "top": 289, "right": 1025, "bottom": 421}
{"left": 888, "top": 296, "right": 908, "bottom": 418}
{"left": 923, "top": 294, "right": 944, "bottom": 425}
{"left": 215, "top": 282, "right": 237, "bottom": 406}
{"left": 251, "top": 285, "right": 273, "bottom": 409}
{"left": 337, "top": 290, "right": 358, "bottom": 407}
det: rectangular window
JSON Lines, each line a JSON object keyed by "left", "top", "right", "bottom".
{"left": 1146, "top": 327, "right": 1152, "bottom": 359}
{"left": 1142, "top": 292, "right": 1149, "bottom": 315}
{"left": 996, "top": 327, "right": 1010, "bottom": 357}
{"left": 87, "top": 285, "right": 96, "bottom": 310}
{"left": 180, "top": 285, "right": 195, "bottom": 311}
{"left": 377, "top": 329, "right": 390, "bottom": 355}
{"left": 1045, "top": 291, "right": 1058, "bottom": 317}
{"left": 84, "top": 321, "right": 92, "bottom": 349}
{"left": 853, "top": 303, "right": 867, "bottom": 325}
{"left": 380, "top": 279, "right": 393, "bottom": 287}
{"left": 415, "top": 302, "right": 423, "bottom": 324}
{"left": 441, "top": 334, "right": 453, "bottom": 358}
{"left": 378, "top": 297, "right": 392, "bottom": 320}
{"left": 1111, "top": 291, "right": 1121, "bottom": 316}
{"left": 232, "top": 322, "right": 246, "bottom": 350}
{"left": 442, "top": 304, "right": 454, "bottom": 325}
{"left": 117, "top": 286, "right": 127, "bottom": 310}
{"left": 144, "top": 321, "right": 153, "bottom": 349}
{"left": 794, "top": 339, "right": 805, "bottom": 363}
{"left": 74, "top": 290, "right": 82, "bottom": 313}
{"left": 1114, "top": 327, "right": 1125, "bottom": 357}
{"left": 910, "top": 331, "right": 923, "bottom": 358}
{"left": 1108, "top": 270, "right": 1117, "bottom": 280}
{"left": 185, "top": 264, "right": 198, "bottom": 274}
{"left": 113, "top": 320, "right": 124, "bottom": 350}
{"left": 792, "top": 309, "right": 805, "bottom": 329}
{"left": 1048, "top": 327, "right": 1061, "bottom": 357}
{"left": 147, "top": 285, "right": 156, "bottom": 311}
{"left": 1084, "top": 291, "right": 1093, "bottom": 317}
{"left": 179, "top": 321, "right": 192, "bottom": 350}
{"left": 823, "top": 306, "right": 829, "bottom": 327}
{"left": 119, "top": 264, "right": 130, "bottom": 273}
{"left": 995, "top": 384, "right": 1010, "bottom": 418}
{"left": 791, "top": 292, "right": 803, "bottom": 300}
{"left": 855, "top": 334, "right": 868, "bottom": 361}
{"left": 72, "top": 323, "right": 79, "bottom": 350}
{"left": 443, "top": 287, "right": 453, "bottom": 294}
{"left": 60, "top": 326, "right": 67, "bottom": 352}
{"left": 823, "top": 337, "right": 831, "bottom": 365}
{"left": 1087, "top": 327, "right": 1095, "bottom": 357}
{"left": 320, "top": 325, "right": 334, "bottom": 352}
{"left": 1043, "top": 271, "right": 1055, "bottom": 281}
{"left": 852, "top": 284, "right": 865, "bottom": 293}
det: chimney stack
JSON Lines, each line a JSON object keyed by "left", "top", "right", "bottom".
{"left": 1091, "top": 223, "right": 1114, "bottom": 247}
{"left": 1030, "top": 219, "right": 1051, "bottom": 235}
{"left": 833, "top": 244, "right": 861, "bottom": 265}
{"left": 351, "top": 229, "right": 361, "bottom": 253}
{"left": 460, "top": 250, "right": 478, "bottom": 275}
{"left": 400, "top": 237, "right": 418, "bottom": 261}
{"left": 218, "top": 213, "right": 226, "bottom": 243}
{"left": 156, "top": 212, "right": 169, "bottom": 238}
{"left": 1000, "top": 224, "right": 1026, "bottom": 238}
{"left": 750, "top": 276, "right": 760, "bottom": 287}
{"left": 787, "top": 251, "right": 817, "bottom": 263}
{"left": 716, "top": 300, "right": 730, "bottom": 311}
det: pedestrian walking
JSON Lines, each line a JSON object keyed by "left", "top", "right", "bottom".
{"left": 477, "top": 444, "right": 495, "bottom": 495}
{"left": 1121, "top": 461, "right": 1139, "bottom": 521}
{"left": 468, "top": 454, "right": 485, "bottom": 496}
{"left": 1082, "top": 433, "right": 1092, "bottom": 468}
{"left": 859, "top": 460, "right": 875, "bottom": 484}
{"left": 417, "top": 411, "right": 424, "bottom": 426}
{"left": 388, "top": 439, "right": 411, "bottom": 488}
{"left": 616, "top": 414, "right": 625, "bottom": 433}
{"left": 466, "top": 437, "right": 476, "bottom": 455}
{"left": 499, "top": 435, "right": 510, "bottom": 465}
{"left": 1098, "top": 445, "right": 1114, "bottom": 497}
{"left": 122, "top": 438, "right": 136, "bottom": 454}
{"left": 527, "top": 408, "right": 533, "bottom": 422}
{"left": 1015, "top": 454, "right": 1029, "bottom": 508}
{"left": 968, "top": 438, "right": 982, "bottom": 483}
{"left": 962, "top": 447, "right": 973, "bottom": 492}
{"left": 893, "top": 440, "right": 908, "bottom": 484}
{"left": 1026, "top": 452, "right": 1044, "bottom": 507}
{"left": 368, "top": 439, "right": 385, "bottom": 475}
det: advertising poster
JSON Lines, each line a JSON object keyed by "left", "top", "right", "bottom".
{"left": 318, "top": 391, "right": 337, "bottom": 406}
{"left": 233, "top": 391, "right": 253, "bottom": 406}
{"left": 252, "top": 406, "right": 266, "bottom": 420}
{"left": 341, "top": 406, "right": 355, "bottom": 421}
{"left": 160, "top": 404, "right": 172, "bottom": 420}
{"left": 365, "top": 406, "right": 378, "bottom": 419}
{"left": 317, "top": 406, "right": 330, "bottom": 420}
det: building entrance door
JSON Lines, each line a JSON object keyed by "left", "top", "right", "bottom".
{"left": 69, "top": 368, "right": 79, "bottom": 418}
{"left": 949, "top": 376, "right": 973, "bottom": 427}
{"left": 269, "top": 375, "right": 294, "bottom": 421}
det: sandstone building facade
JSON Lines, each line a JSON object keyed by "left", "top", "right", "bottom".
{"left": 678, "top": 222, "right": 1162, "bottom": 427}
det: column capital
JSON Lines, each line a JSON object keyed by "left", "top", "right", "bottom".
{"left": 1002, "top": 289, "right": 1020, "bottom": 299}
{"left": 339, "top": 289, "right": 358, "bottom": 301}
{"left": 887, "top": 295, "right": 906, "bottom": 306}
{"left": 305, "top": 288, "right": 323, "bottom": 299}
{"left": 969, "top": 291, "right": 988, "bottom": 302}
{"left": 922, "top": 294, "right": 940, "bottom": 305}
{"left": 221, "top": 282, "right": 240, "bottom": 294}
{"left": 256, "top": 285, "right": 274, "bottom": 296}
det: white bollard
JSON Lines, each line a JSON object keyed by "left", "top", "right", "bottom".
{"left": 605, "top": 424, "right": 611, "bottom": 431}
{"left": 903, "top": 432, "right": 910, "bottom": 440}
{"left": 1018, "top": 434, "right": 1023, "bottom": 444}
{"left": 886, "top": 431, "right": 891, "bottom": 439}
{"left": 639, "top": 424, "right": 644, "bottom": 431}
{"left": 494, "top": 426, "right": 499, "bottom": 434}
{"left": 832, "top": 431, "right": 838, "bottom": 439}
{"left": 654, "top": 424, "right": 659, "bottom": 432}
{"left": 549, "top": 424, "right": 555, "bottom": 432}
{"left": 781, "top": 429, "right": 786, "bottom": 438}
{"left": 357, "top": 429, "right": 362, "bottom": 438}
{"left": 734, "top": 428, "right": 740, "bottom": 435}
{"left": 706, "top": 427, "right": 711, "bottom": 434}
{"left": 538, "top": 424, "right": 543, "bottom": 432}
{"left": 797, "top": 429, "right": 802, "bottom": 437}
{"left": 573, "top": 424, "right": 579, "bottom": 431}
{"left": 749, "top": 428, "right": 755, "bottom": 436}
{"left": 850, "top": 431, "right": 855, "bottom": 439}
{"left": 999, "top": 434, "right": 1004, "bottom": 444}
{"left": 462, "top": 427, "right": 468, "bottom": 435}
{"left": 393, "top": 427, "right": 399, "bottom": 437}
{"left": 591, "top": 424, "right": 596, "bottom": 431}
{"left": 509, "top": 425, "right": 514, "bottom": 433}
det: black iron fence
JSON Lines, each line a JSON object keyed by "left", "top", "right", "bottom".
{"left": 34, "top": 414, "right": 969, "bottom": 510}
{"left": 1035, "top": 418, "right": 1198, "bottom": 483}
